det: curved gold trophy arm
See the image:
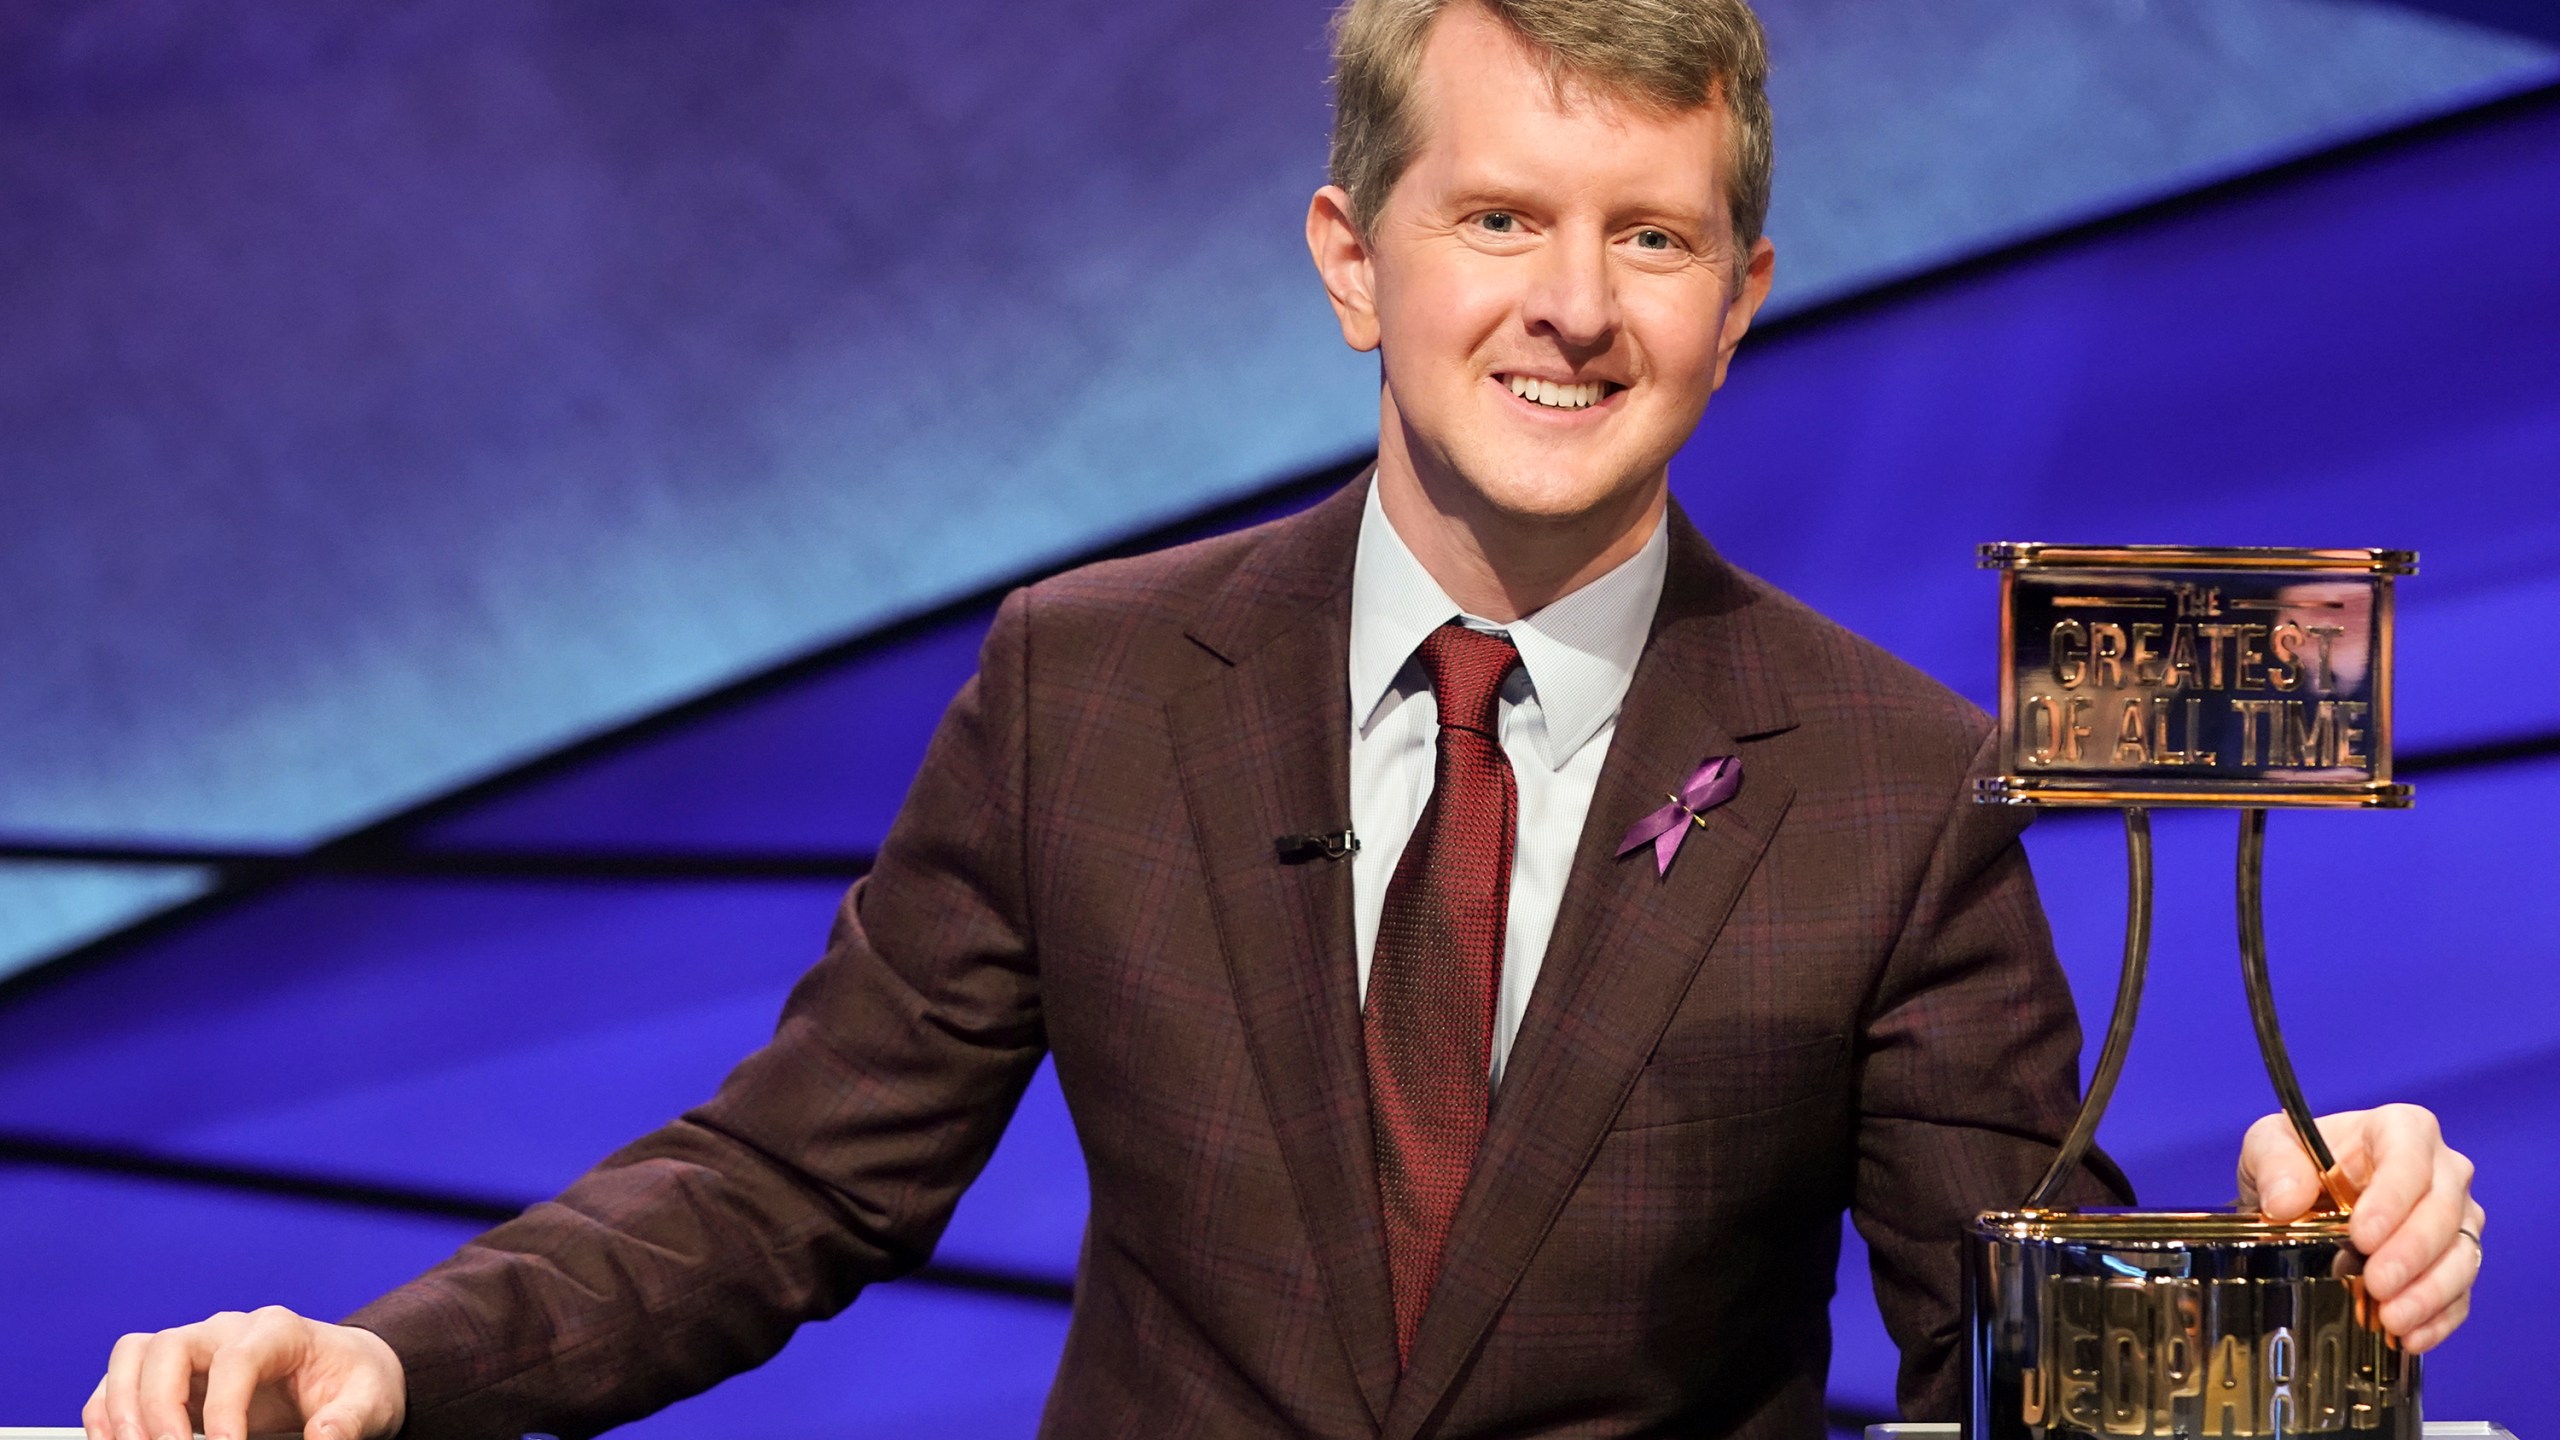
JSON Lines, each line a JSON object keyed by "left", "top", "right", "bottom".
{"left": 2024, "top": 807, "right": 2151, "bottom": 1209}
{"left": 2238, "top": 806, "right": 2359, "bottom": 1214}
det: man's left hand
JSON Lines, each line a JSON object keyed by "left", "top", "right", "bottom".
{"left": 2238, "top": 1104, "right": 2482, "bottom": 1353}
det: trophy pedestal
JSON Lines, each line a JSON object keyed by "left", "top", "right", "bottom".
{"left": 1970, "top": 1210, "right": 2416, "bottom": 1440}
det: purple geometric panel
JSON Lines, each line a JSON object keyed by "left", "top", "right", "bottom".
{"left": 398, "top": 471, "right": 1349, "bottom": 859}
{"left": 413, "top": 617, "right": 993, "bottom": 856}
{"left": 0, "top": 873, "right": 1086, "bottom": 1274}
{"left": 0, "top": 1169, "right": 1068, "bottom": 1437}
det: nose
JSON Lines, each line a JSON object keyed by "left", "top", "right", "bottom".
{"left": 1521, "top": 227, "right": 1619, "bottom": 354}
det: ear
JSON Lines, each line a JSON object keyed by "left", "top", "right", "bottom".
{"left": 1708, "top": 235, "right": 1776, "bottom": 392}
{"left": 1306, "top": 184, "right": 1382, "bottom": 353}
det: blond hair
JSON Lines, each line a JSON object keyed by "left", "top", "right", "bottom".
{"left": 1328, "top": 0, "right": 1773, "bottom": 255}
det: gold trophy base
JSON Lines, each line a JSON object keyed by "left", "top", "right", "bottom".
{"left": 1970, "top": 1210, "right": 2417, "bottom": 1440}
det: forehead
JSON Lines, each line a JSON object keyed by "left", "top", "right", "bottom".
{"left": 1401, "top": 3, "right": 1733, "bottom": 223}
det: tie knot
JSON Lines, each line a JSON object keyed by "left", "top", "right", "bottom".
{"left": 1417, "top": 623, "right": 1519, "bottom": 737}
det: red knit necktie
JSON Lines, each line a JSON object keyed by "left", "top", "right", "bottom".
{"left": 1365, "top": 622, "right": 1520, "bottom": 1367}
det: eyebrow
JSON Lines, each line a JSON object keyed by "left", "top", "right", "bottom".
{"left": 1434, "top": 184, "right": 1534, "bottom": 214}
{"left": 1436, "top": 185, "right": 1716, "bottom": 232}
{"left": 1436, "top": 162, "right": 1706, "bottom": 215}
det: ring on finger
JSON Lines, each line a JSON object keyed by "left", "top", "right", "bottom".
{"left": 2457, "top": 1226, "right": 2483, "bottom": 1263}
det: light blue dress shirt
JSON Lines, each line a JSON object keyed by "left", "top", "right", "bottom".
{"left": 1347, "top": 482, "right": 1670, "bottom": 1086}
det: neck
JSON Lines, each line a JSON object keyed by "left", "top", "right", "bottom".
{"left": 1372, "top": 401, "right": 1666, "bottom": 624}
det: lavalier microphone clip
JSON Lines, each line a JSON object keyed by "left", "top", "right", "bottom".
{"left": 1274, "top": 829, "right": 1360, "bottom": 863}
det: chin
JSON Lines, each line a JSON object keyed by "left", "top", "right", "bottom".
{"left": 1392, "top": 396, "right": 1666, "bottom": 528}
{"left": 1451, "top": 453, "right": 1655, "bottom": 527}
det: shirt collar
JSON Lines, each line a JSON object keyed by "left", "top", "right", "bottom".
{"left": 1348, "top": 480, "right": 1669, "bottom": 772}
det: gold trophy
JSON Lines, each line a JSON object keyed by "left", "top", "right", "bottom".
{"left": 1969, "top": 544, "right": 2417, "bottom": 1440}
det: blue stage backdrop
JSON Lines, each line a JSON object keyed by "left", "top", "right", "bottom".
{"left": 3, "top": 3, "right": 2556, "bottom": 1436}
{"left": 4, "top": 0, "right": 2550, "bottom": 971}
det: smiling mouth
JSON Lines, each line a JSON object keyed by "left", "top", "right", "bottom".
{"left": 1499, "top": 374, "right": 1623, "bottom": 411}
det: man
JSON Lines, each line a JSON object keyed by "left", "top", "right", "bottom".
{"left": 89, "top": 2, "right": 2483, "bottom": 1437}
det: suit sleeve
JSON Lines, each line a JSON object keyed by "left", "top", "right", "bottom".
{"left": 346, "top": 589, "right": 1048, "bottom": 1440}
{"left": 1851, "top": 726, "right": 2132, "bottom": 1421}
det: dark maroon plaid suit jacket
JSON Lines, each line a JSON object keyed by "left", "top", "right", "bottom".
{"left": 351, "top": 476, "right": 2118, "bottom": 1438}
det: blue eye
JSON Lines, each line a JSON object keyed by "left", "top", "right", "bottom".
{"left": 1634, "top": 229, "right": 1672, "bottom": 250}
{"left": 1479, "top": 212, "right": 1517, "bottom": 234}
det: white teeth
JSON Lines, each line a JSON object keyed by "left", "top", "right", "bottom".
{"left": 1504, "top": 375, "right": 1607, "bottom": 409}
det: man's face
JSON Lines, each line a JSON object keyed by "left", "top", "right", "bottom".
{"left": 1312, "top": 3, "right": 1773, "bottom": 533}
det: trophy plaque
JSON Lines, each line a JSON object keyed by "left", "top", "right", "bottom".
{"left": 1969, "top": 544, "right": 2418, "bottom": 1440}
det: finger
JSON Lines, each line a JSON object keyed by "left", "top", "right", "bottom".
{"left": 2399, "top": 1287, "right": 2473, "bottom": 1356}
{"left": 2237, "top": 1111, "right": 2329, "bottom": 1220}
{"left": 2375, "top": 1219, "right": 2473, "bottom": 1337}
{"left": 83, "top": 1374, "right": 111, "bottom": 1440}
{"left": 136, "top": 1326, "right": 214, "bottom": 1440}
{"left": 101, "top": 1331, "right": 152, "bottom": 1440}
{"left": 202, "top": 1308, "right": 304, "bottom": 1440}
{"left": 2375, "top": 1193, "right": 2485, "bottom": 1339}
{"left": 2359, "top": 1137, "right": 2472, "bottom": 1299}
{"left": 2343, "top": 1104, "right": 2445, "bottom": 1256}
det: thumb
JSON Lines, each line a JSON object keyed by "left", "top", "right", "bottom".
{"left": 2238, "top": 1112, "right": 2324, "bottom": 1220}
{"left": 304, "top": 1398, "right": 374, "bottom": 1440}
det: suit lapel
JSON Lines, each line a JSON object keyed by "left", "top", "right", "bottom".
{"left": 1382, "top": 510, "right": 1801, "bottom": 1437}
{"left": 1165, "top": 479, "right": 1403, "bottom": 1423}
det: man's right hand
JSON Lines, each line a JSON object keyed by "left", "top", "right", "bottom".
{"left": 84, "top": 1306, "right": 406, "bottom": 1440}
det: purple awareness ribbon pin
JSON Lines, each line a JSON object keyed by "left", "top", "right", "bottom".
{"left": 1615, "top": 755, "right": 1741, "bottom": 877}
